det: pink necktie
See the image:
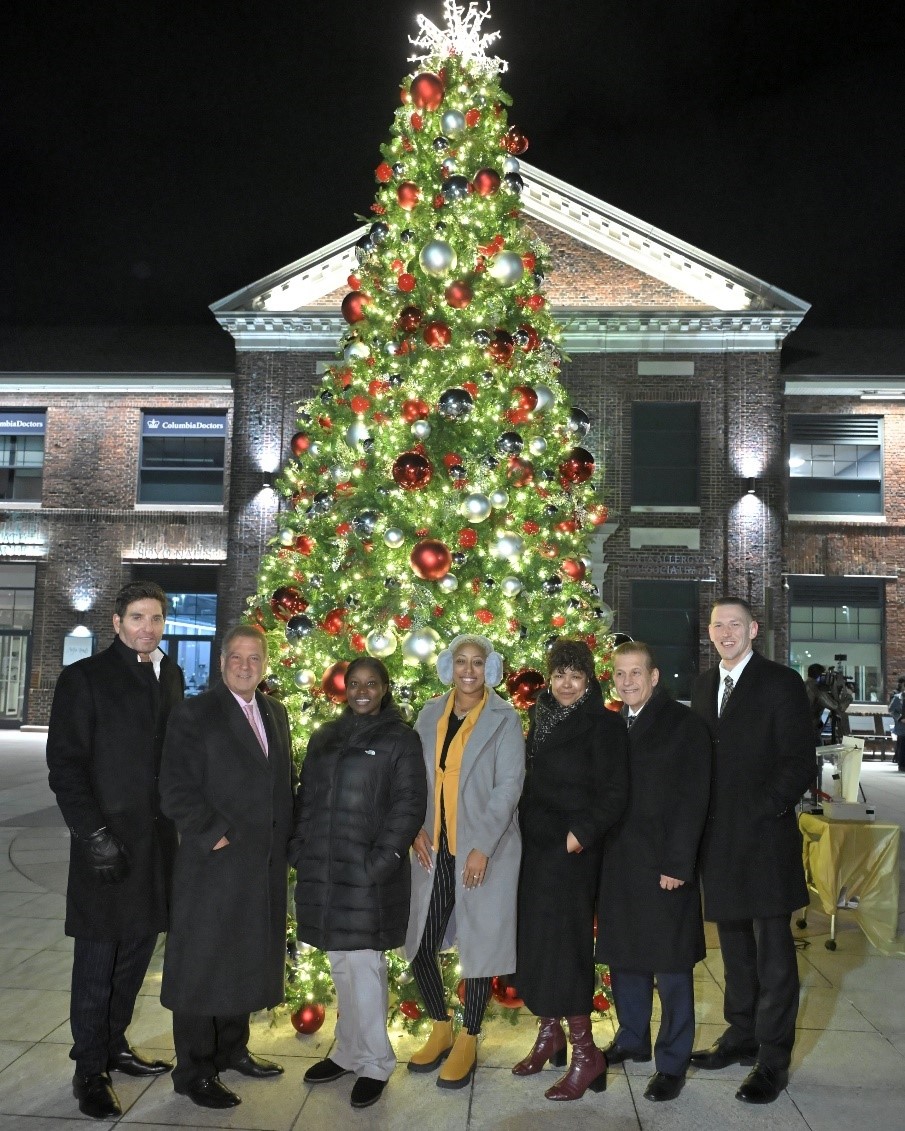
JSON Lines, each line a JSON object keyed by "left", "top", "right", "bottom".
{"left": 243, "top": 701, "right": 268, "bottom": 755}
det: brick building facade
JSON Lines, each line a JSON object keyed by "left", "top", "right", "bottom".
{"left": 3, "top": 166, "right": 902, "bottom": 723}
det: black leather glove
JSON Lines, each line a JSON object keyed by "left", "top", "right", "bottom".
{"left": 77, "top": 827, "right": 130, "bottom": 884}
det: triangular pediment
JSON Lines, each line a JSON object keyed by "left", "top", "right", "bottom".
{"left": 212, "top": 161, "right": 808, "bottom": 320}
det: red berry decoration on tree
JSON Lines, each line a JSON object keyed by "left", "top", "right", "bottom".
{"left": 350, "top": 395, "right": 371, "bottom": 414}
{"left": 341, "top": 292, "right": 370, "bottom": 324}
{"left": 294, "top": 535, "right": 314, "bottom": 555}
{"left": 291, "top": 1003, "right": 326, "bottom": 1034}
{"left": 392, "top": 451, "right": 433, "bottom": 490}
{"left": 423, "top": 320, "right": 452, "bottom": 349}
{"left": 473, "top": 168, "right": 501, "bottom": 196}
{"left": 409, "top": 539, "right": 452, "bottom": 581}
{"left": 410, "top": 72, "right": 444, "bottom": 110}
{"left": 321, "top": 662, "right": 349, "bottom": 704}
{"left": 444, "top": 279, "right": 473, "bottom": 308}
{"left": 397, "top": 181, "right": 421, "bottom": 210}
{"left": 270, "top": 587, "right": 307, "bottom": 621}
{"left": 398, "top": 272, "right": 417, "bottom": 292}
{"left": 506, "top": 668, "right": 545, "bottom": 710}
{"left": 290, "top": 432, "right": 311, "bottom": 456}
{"left": 458, "top": 528, "right": 478, "bottom": 549}
{"left": 375, "top": 162, "right": 393, "bottom": 183}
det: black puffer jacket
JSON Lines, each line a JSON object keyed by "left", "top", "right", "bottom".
{"left": 290, "top": 704, "right": 427, "bottom": 951}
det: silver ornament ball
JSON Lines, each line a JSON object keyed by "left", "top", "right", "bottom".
{"left": 489, "top": 489, "right": 509, "bottom": 509}
{"left": 440, "top": 108, "right": 466, "bottom": 136}
{"left": 487, "top": 250, "right": 524, "bottom": 287}
{"left": 501, "top": 576, "right": 523, "bottom": 598}
{"left": 462, "top": 492, "right": 492, "bottom": 523}
{"left": 418, "top": 239, "right": 458, "bottom": 277}
{"left": 401, "top": 627, "right": 441, "bottom": 665}
{"left": 384, "top": 527, "right": 405, "bottom": 548}
{"left": 365, "top": 629, "right": 398, "bottom": 658}
{"left": 411, "top": 419, "right": 432, "bottom": 440}
{"left": 438, "top": 574, "right": 459, "bottom": 593}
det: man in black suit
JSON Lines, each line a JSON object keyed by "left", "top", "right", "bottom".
{"left": 690, "top": 597, "right": 814, "bottom": 1104}
{"left": 597, "top": 642, "right": 711, "bottom": 1103}
{"left": 160, "top": 625, "right": 296, "bottom": 1109}
{"left": 47, "top": 581, "right": 185, "bottom": 1120}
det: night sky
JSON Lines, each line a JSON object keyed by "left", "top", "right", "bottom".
{"left": 4, "top": 1, "right": 904, "bottom": 331}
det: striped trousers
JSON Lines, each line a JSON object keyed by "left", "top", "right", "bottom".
{"left": 411, "top": 831, "right": 492, "bottom": 1035}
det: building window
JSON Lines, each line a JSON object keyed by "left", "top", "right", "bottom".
{"left": 133, "top": 565, "right": 219, "bottom": 697}
{"left": 631, "top": 402, "right": 699, "bottom": 506}
{"left": 788, "top": 577, "right": 883, "bottom": 702}
{"left": 0, "top": 410, "right": 45, "bottom": 502}
{"left": 138, "top": 411, "right": 227, "bottom": 505}
{"left": 629, "top": 580, "right": 699, "bottom": 699}
{"left": 788, "top": 415, "right": 882, "bottom": 515}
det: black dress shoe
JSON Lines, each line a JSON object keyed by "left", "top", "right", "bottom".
{"left": 305, "top": 1057, "right": 352, "bottom": 1084}
{"left": 109, "top": 1046, "right": 173, "bottom": 1076}
{"left": 644, "top": 1071, "right": 686, "bottom": 1101}
{"left": 175, "top": 1075, "right": 242, "bottom": 1108}
{"left": 602, "top": 1039, "right": 652, "bottom": 1065}
{"left": 736, "top": 1063, "right": 789, "bottom": 1104}
{"left": 689, "top": 1039, "right": 758, "bottom": 1069}
{"left": 350, "top": 1076, "right": 387, "bottom": 1108}
{"left": 228, "top": 1051, "right": 284, "bottom": 1077}
{"left": 73, "top": 1073, "right": 122, "bottom": 1120}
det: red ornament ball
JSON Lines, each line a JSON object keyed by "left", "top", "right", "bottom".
{"left": 456, "top": 979, "right": 467, "bottom": 1004}
{"left": 518, "top": 323, "right": 541, "bottom": 351}
{"left": 401, "top": 398, "right": 429, "bottom": 423}
{"left": 270, "top": 587, "right": 307, "bottom": 621}
{"left": 465, "top": 108, "right": 481, "bottom": 127}
{"left": 423, "top": 320, "right": 452, "bottom": 349}
{"left": 503, "top": 125, "right": 530, "bottom": 155}
{"left": 606, "top": 698, "right": 624, "bottom": 713}
{"left": 295, "top": 535, "right": 314, "bottom": 556}
{"left": 399, "top": 305, "right": 423, "bottom": 332}
{"left": 561, "top": 558, "right": 587, "bottom": 581}
{"left": 458, "top": 528, "right": 478, "bottom": 549}
{"left": 410, "top": 72, "right": 444, "bottom": 111}
{"left": 341, "top": 291, "right": 370, "bottom": 324}
{"left": 473, "top": 168, "right": 501, "bottom": 196}
{"left": 559, "top": 447, "right": 595, "bottom": 486}
{"left": 321, "top": 662, "right": 349, "bottom": 704}
{"left": 398, "top": 272, "right": 417, "bottom": 293}
{"left": 444, "top": 279, "right": 473, "bottom": 308}
{"left": 392, "top": 451, "right": 433, "bottom": 490}
{"left": 593, "top": 992, "right": 611, "bottom": 1012}
{"left": 291, "top": 1003, "right": 326, "bottom": 1034}
{"left": 290, "top": 431, "right": 311, "bottom": 456}
{"left": 487, "top": 329, "right": 515, "bottom": 365}
{"left": 321, "top": 608, "right": 346, "bottom": 636}
{"left": 349, "top": 395, "right": 371, "bottom": 414}
{"left": 512, "top": 385, "right": 538, "bottom": 412}
{"left": 409, "top": 539, "right": 452, "bottom": 581}
{"left": 506, "top": 668, "right": 546, "bottom": 711}
{"left": 397, "top": 181, "right": 421, "bottom": 210}
{"left": 491, "top": 977, "right": 524, "bottom": 1008}
{"left": 399, "top": 1000, "right": 422, "bottom": 1020}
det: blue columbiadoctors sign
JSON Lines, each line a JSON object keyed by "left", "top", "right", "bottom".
{"left": 142, "top": 412, "right": 227, "bottom": 437}
{"left": 0, "top": 411, "right": 46, "bottom": 434}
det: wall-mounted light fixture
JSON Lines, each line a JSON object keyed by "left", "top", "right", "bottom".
{"left": 746, "top": 477, "right": 757, "bottom": 495}
{"left": 262, "top": 473, "right": 274, "bottom": 491}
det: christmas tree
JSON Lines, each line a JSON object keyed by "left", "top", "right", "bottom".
{"left": 250, "top": 1, "right": 613, "bottom": 1032}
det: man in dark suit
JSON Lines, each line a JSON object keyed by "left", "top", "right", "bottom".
{"left": 160, "top": 624, "right": 296, "bottom": 1109}
{"left": 47, "top": 581, "right": 185, "bottom": 1120}
{"left": 597, "top": 642, "right": 711, "bottom": 1103}
{"left": 690, "top": 597, "right": 814, "bottom": 1104}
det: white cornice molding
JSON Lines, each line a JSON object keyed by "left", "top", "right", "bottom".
{"left": 785, "top": 377, "right": 905, "bottom": 397}
{"left": 0, "top": 374, "right": 233, "bottom": 393}
{"left": 215, "top": 309, "right": 803, "bottom": 354}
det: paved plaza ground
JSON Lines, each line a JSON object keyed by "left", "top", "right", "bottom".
{"left": 1, "top": 729, "right": 904, "bottom": 1129}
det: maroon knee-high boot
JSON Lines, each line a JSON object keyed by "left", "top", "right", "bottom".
{"left": 512, "top": 1018, "right": 567, "bottom": 1076}
{"left": 544, "top": 1016, "right": 607, "bottom": 1101}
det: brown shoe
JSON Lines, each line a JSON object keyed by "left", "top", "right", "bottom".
{"left": 512, "top": 1017, "right": 567, "bottom": 1076}
{"left": 544, "top": 1016, "right": 607, "bottom": 1101}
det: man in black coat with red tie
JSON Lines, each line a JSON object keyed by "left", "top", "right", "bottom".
{"left": 47, "top": 581, "right": 185, "bottom": 1120}
{"left": 690, "top": 597, "right": 814, "bottom": 1104}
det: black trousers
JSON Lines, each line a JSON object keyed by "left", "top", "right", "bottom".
{"left": 70, "top": 933, "right": 158, "bottom": 1076}
{"left": 717, "top": 916, "right": 799, "bottom": 1069}
{"left": 172, "top": 1012, "right": 250, "bottom": 1090}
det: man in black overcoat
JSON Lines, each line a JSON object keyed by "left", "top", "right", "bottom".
{"left": 160, "top": 625, "right": 296, "bottom": 1110}
{"left": 47, "top": 581, "right": 185, "bottom": 1120}
{"left": 690, "top": 597, "right": 814, "bottom": 1104}
{"left": 596, "top": 642, "right": 711, "bottom": 1103}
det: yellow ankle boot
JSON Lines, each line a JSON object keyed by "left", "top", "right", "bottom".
{"left": 437, "top": 1031, "right": 477, "bottom": 1089}
{"left": 408, "top": 1019, "right": 454, "bottom": 1073}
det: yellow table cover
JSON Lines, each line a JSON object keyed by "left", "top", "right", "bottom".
{"left": 799, "top": 812, "right": 905, "bottom": 956}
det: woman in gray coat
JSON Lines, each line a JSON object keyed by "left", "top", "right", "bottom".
{"left": 404, "top": 635, "right": 525, "bottom": 1090}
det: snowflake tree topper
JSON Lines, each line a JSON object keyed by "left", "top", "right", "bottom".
{"left": 409, "top": 1, "right": 508, "bottom": 75}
